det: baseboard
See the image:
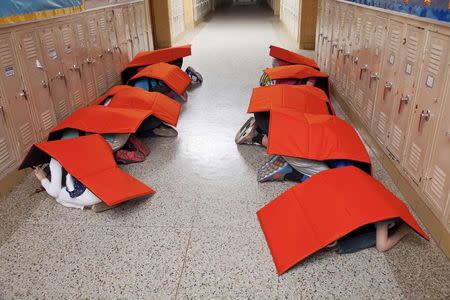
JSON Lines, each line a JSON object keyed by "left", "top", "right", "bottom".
{"left": 0, "top": 168, "right": 30, "bottom": 198}
{"left": 331, "top": 86, "right": 450, "bottom": 260}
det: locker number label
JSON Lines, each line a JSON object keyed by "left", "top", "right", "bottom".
{"left": 426, "top": 75, "right": 434, "bottom": 88}
{"left": 49, "top": 50, "right": 58, "bottom": 60}
{"left": 389, "top": 54, "right": 395, "bottom": 65}
{"left": 5, "top": 66, "right": 14, "bottom": 77}
{"left": 405, "top": 63, "right": 412, "bottom": 75}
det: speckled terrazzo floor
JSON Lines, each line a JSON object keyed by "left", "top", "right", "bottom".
{"left": 1, "top": 3, "right": 450, "bottom": 299}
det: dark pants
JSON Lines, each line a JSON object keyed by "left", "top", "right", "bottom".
{"left": 137, "top": 116, "right": 162, "bottom": 137}
{"left": 255, "top": 112, "right": 270, "bottom": 135}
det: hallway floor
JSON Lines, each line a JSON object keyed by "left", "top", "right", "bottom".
{"left": 1, "top": 4, "right": 450, "bottom": 299}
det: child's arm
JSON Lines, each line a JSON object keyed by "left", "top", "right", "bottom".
{"left": 375, "top": 222, "right": 410, "bottom": 252}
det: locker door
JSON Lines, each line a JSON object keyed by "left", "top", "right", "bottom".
{"left": 57, "top": 23, "right": 85, "bottom": 110}
{"left": 328, "top": 3, "right": 341, "bottom": 84}
{"left": 386, "top": 26, "right": 426, "bottom": 162}
{"left": 86, "top": 14, "right": 107, "bottom": 97}
{"left": 316, "top": 0, "right": 326, "bottom": 68}
{"left": 73, "top": 21, "right": 97, "bottom": 103}
{"left": 122, "top": 7, "right": 134, "bottom": 61}
{"left": 362, "top": 16, "right": 386, "bottom": 127}
{"left": 135, "top": 2, "right": 149, "bottom": 51}
{"left": 16, "top": 29, "right": 57, "bottom": 139}
{"left": 322, "top": 0, "right": 334, "bottom": 74}
{"left": 372, "top": 20, "right": 404, "bottom": 146}
{"left": 0, "top": 95, "right": 18, "bottom": 175}
{"left": 97, "top": 12, "right": 118, "bottom": 87}
{"left": 423, "top": 71, "right": 450, "bottom": 220}
{"left": 403, "top": 31, "right": 450, "bottom": 185}
{"left": 341, "top": 4, "right": 354, "bottom": 98}
{"left": 127, "top": 5, "right": 140, "bottom": 57}
{"left": 0, "top": 34, "right": 37, "bottom": 155}
{"left": 106, "top": 10, "right": 122, "bottom": 83}
{"left": 113, "top": 8, "right": 130, "bottom": 68}
{"left": 38, "top": 27, "right": 71, "bottom": 122}
{"left": 347, "top": 11, "right": 363, "bottom": 110}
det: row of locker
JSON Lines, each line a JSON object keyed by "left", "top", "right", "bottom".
{"left": 280, "top": 0, "right": 300, "bottom": 41}
{"left": 170, "top": 0, "right": 214, "bottom": 40}
{"left": 0, "top": 1, "right": 151, "bottom": 179}
{"left": 316, "top": 0, "right": 450, "bottom": 232}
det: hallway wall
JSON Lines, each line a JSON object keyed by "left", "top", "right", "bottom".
{"left": 316, "top": 0, "right": 450, "bottom": 256}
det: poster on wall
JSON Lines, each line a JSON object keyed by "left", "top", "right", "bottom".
{"left": 0, "top": 0, "right": 85, "bottom": 25}
{"left": 343, "top": 0, "right": 449, "bottom": 22}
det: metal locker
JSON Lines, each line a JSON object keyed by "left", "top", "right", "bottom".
{"left": 403, "top": 31, "right": 450, "bottom": 185}
{"left": 329, "top": 3, "right": 342, "bottom": 85}
{"left": 135, "top": 2, "right": 149, "bottom": 52}
{"left": 321, "top": 0, "right": 334, "bottom": 74}
{"left": 127, "top": 5, "right": 140, "bottom": 57}
{"left": 340, "top": 4, "right": 354, "bottom": 98}
{"left": 113, "top": 7, "right": 131, "bottom": 68}
{"left": 0, "top": 94, "right": 18, "bottom": 175}
{"left": 316, "top": 0, "right": 326, "bottom": 68}
{"left": 97, "top": 12, "right": 118, "bottom": 87}
{"left": 38, "top": 26, "right": 72, "bottom": 121}
{"left": 16, "top": 29, "right": 57, "bottom": 139}
{"left": 86, "top": 13, "right": 107, "bottom": 97}
{"left": 121, "top": 7, "right": 134, "bottom": 61}
{"left": 386, "top": 25, "right": 426, "bottom": 162}
{"left": 170, "top": 0, "right": 185, "bottom": 40}
{"left": 56, "top": 23, "right": 85, "bottom": 110}
{"left": 105, "top": 9, "right": 123, "bottom": 84}
{"left": 372, "top": 20, "right": 404, "bottom": 146}
{"left": 73, "top": 21, "right": 97, "bottom": 103}
{"left": 422, "top": 70, "right": 450, "bottom": 221}
{"left": 0, "top": 33, "right": 38, "bottom": 155}
{"left": 364, "top": 16, "right": 387, "bottom": 128}
{"left": 346, "top": 10, "right": 363, "bottom": 110}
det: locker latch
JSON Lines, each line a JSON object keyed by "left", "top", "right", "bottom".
{"left": 106, "top": 48, "right": 112, "bottom": 53}
{"left": 418, "top": 110, "right": 432, "bottom": 132}
{"left": 55, "top": 72, "right": 65, "bottom": 80}
{"left": 19, "top": 89, "right": 28, "bottom": 100}
{"left": 70, "top": 64, "right": 80, "bottom": 71}
{"left": 398, "top": 94, "right": 410, "bottom": 113}
{"left": 383, "top": 82, "right": 393, "bottom": 100}
{"left": 337, "top": 48, "right": 344, "bottom": 57}
{"left": 446, "top": 131, "right": 450, "bottom": 138}
{"left": 359, "top": 64, "right": 368, "bottom": 79}
{"left": 369, "top": 73, "right": 379, "bottom": 88}
{"left": 353, "top": 56, "right": 359, "bottom": 65}
{"left": 0, "top": 105, "right": 5, "bottom": 121}
{"left": 41, "top": 80, "right": 49, "bottom": 88}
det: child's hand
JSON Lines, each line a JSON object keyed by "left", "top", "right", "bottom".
{"left": 34, "top": 167, "right": 47, "bottom": 181}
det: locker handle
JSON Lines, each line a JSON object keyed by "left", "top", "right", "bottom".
{"left": 19, "top": 89, "right": 28, "bottom": 100}
{"left": 106, "top": 48, "right": 112, "bottom": 53}
{"left": 0, "top": 105, "right": 5, "bottom": 121}
{"left": 369, "top": 73, "right": 379, "bottom": 89}
{"left": 383, "top": 82, "right": 393, "bottom": 100}
{"left": 398, "top": 94, "right": 410, "bottom": 114}
{"left": 41, "top": 80, "right": 49, "bottom": 88}
{"left": 70, "top": 64, "right": 80, "bottom": 71}
{"left": 353, "top": 56, "right": 359, "bottom": 65}
{"left": 418, "top": 110, "right": 432, "bottom": 132}
{"left": 337, "top": 48, "right": 344, "bottom": 58}
{"left": 359, "top": 64, "right": 368, "bottom": 80}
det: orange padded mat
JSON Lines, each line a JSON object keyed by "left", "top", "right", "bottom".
{"left": 269, "top": 45, "right": 319, "bottom": 69}
{"left": 257, "top": 166, "right": 428, "bottom": 275}
{"left": 19, "top": 134, "right": 154, "bottom": 206}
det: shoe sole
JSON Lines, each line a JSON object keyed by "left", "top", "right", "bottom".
{"left": 235, "top": 117, "right": 255, "bottom": 144}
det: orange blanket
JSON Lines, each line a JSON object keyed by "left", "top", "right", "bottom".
{"left": 269, "top": 45, "right": 319, "bottom": 70}
{"left": 19, "top": 135, "right": 154, "bottom": 206}
{"left": 257, "top": 166, "right": 428, "bottom": 275}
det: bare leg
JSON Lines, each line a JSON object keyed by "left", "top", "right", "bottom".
{"left": 262, "top": 135, "right": 268, "bottom": 147}
{"left": 375, "top": 222, "right": 410, "bottom": 252}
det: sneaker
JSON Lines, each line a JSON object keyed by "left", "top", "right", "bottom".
{"left": 257, "top": 155, "right": 293, "bottom": 182}
{"left": 115, "top": 149, "right": 146, "bottom": 164}
{"left": 235, "top": 117, "right": 258, "bottom": 145}
{"left": 186, "top": 66, "right": 203, "bottom": 85}
{"left": 128, "top": 135, "right": 150, "bottom": 157}
{"left": 153, "top": 123, "right": 178, "bottom": 137}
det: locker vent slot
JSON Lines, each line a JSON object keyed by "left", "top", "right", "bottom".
{"left": 73, "top": 89, "right": 83, "bottom": 107}
{"left": 408, "top": 142, "right": 421, "bottom": 172}
{"left": 96, "top": 74, "right": 107, "bottom": 93}
{"left": 427, "top": 43, "right": 443, "bottom": 76}
{"left": 75, "top": 24, "right": 86, "bottom": 45}
{"left": 391, "top": 125, "right": 402, "bottom": 154}
{"left": 87, "top": 81, "right": 96, "bottom": 99}
{"left": 58, "top": 100, "right": 69, "bottom": 119}
{"left": 375, "top": 24, "right": 385, "bottom": 49}
{"left": 377, "top": 112, "right": 387, "bottom": 136}
{"left": 429, "top": 165, "right": 446, "bottom": 203}
{"left": 366, "top": 99, "right": 374, "bottom": 119}
{"left": 19, "top": 123, "right": 33, "bottom": 147}
{"left": 62, "top": 27, "right": 73, "bottom": 53}
{"left": 41, "top": 30, "right": 56, "bottom": 53}
{"left": 0, "top": 138, "right": 10, "bottom": 165}
{"left": 355, "top": 88, "right": 363, "bottom": 108}
{"left": 389, "top": 28, "right": 401, "bottom": 54}
{"left": 22, "top": 36, "right": 37, "bottom": 59}
{"left": 41, "top": 110, "right": 54, "bottom": 130}
{"left": 407, "top": 35, "right": 419, "bottom": 62}
{"left": 0, "top": 40, "right": 13, "bottom": 68}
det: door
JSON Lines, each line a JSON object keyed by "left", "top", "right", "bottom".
{"left": 38, "top": 26, "right": 72, "bottom": 121}
{"left": 403, "top": 31, "right": 450, "bottom": 185}
{"left": 0, "top": 33, "right": 38, "bottom": 155}
{"left": 372, "top": 20, "right": 404, "bottom": 146}
{"left": 386, "top": 25, "right": 426, "bottom": 162}
{"left": 73, "top": 21, "right": 97, "bottom": 103}
{"left": 423, "top": 70, "right": 450, "bottom": 220}
{"left": 86, "top": 13, "right": 107, "bottom": 97}
{"left": 16, "top": 29, "right": 57, "bottom": 139}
